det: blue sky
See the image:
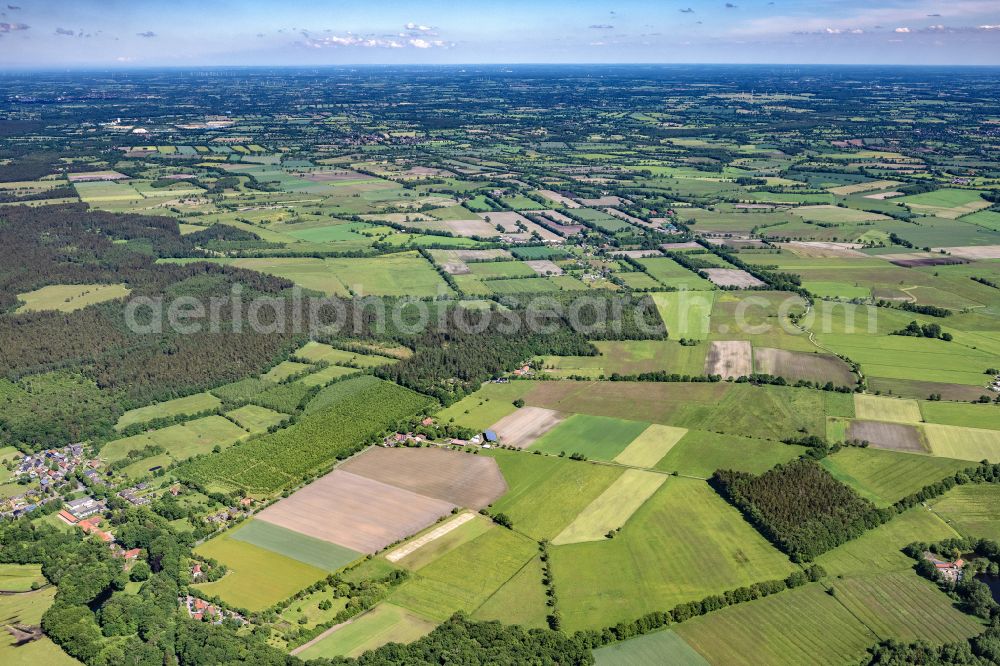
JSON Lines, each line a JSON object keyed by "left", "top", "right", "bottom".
{"left": 1, "top": 0, "right": 998, "bottom": 68}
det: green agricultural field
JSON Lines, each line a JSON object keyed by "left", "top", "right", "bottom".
{"left": 815, "top": 508, "right": 959, "bottom": 577}
{"left": 901, "top": 188, "right": 986, "bottom": 210}
{"left": 231, "top": 519, "right": 361, "bottom": 571}
{"left": 821, "top": 447, "right": 972, "bottom": 507}
{"left": 593, "top": 630, "right": 708, "bottom": 666}
{"left": 854, "top": 394, "right": 921, "bottom": 423}
{"left": 296, "top": 603, "right": 438, "bottom": 660}
{"left": 101, "top": 415, "right": 249, "bottom": 463}
{"left": 550, "top": 478, "right": 797, "bottom": 632}
{"left": 294, "top": 341, "right": 397, "bottom": 368}
{"left": 655, "top": 430, "right": 806, "bottom": 479}
{"left": 529, "top": 414, "right": 650, "bottom": 460}
{"left": 520, "top": 381, "right": 830, "bottom": 441}
{"left": 929, "top": 484, "right": 1000, "bottom": 540}
{"left": 651, "top": 291, "right": 715, "bottom": 339}
{"left": 553, "top": 469, "right": 666, "bottom": 544}
{"left": 542, "top": 340, "right": 708, "bottom": 378}
{"left": 637, "top": 257, "right": 714, "bottom": 291}
{"left": 74, "top": 180, "right": 143, "bottom": 202}
{"left": 467, "top": 261, "right": 538, "bottom": 279}
{"left": 224, "top": 404, "right": 287, "bottom": 431}
{"left": 819, "top": 333, "right": 995, "bottom": 387}
{"left": 16, "top": 283, "right": 130, "bottom": 313}
{"left": 178, "top": 376, "right": 434, "bottom": 492}
{"left": 388, "top": 527, "right": 538, "bottom": 622}
{"left": 488, "top": 450, "right": 623, "bottom": 541}
{"left": 0, "top": 563, "right": 45, "bottom": 592}
{"left": 435, "top": 382, "right": 534, "bottom": 430}
{"left": 261, "top": 360, "right": 314, "bottom": 382}
{"left": 674, "top": 584, "right": 878, "bottom": 665}
{"left": 923, "top": 423, "right": 1000, "bottom": 461}
{"left": 296, "top": 364, "right": 361, "bottom": 386}
{"left": 194, "top": 529, "right": 329, "bottom": 611}
{"left": 185, "top": 252, "right": 451, "bottom": 297}
{"left": 116, "top": 392, "right": 222, "bottom": 430}
{"left": 0, "top": 587, "right": 78, "bottom": 666}
{"left": 832, "top": 573, "right": 983, "bottom": 645}
{"left": 920, "top": 401, "right": 1000, "bottom": 430}
{"left": 469, "top": 555, "right": 550, "bottom": 629}
{"left": 613, "top": 424, "right": 688, "bottom": 468}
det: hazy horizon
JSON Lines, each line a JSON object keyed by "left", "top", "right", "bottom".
{"left": 1, "top": 0, "right": 998, "bottom": 68}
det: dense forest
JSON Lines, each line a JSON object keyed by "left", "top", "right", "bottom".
{"left": 711, "top": 459, "right": 891, "bottom": 561}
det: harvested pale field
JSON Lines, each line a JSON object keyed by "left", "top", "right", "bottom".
{"left": 828, "top": 180, "right": 901, "bottom": 196}
{"left": 606, "top": 208, "right": 654, "bottom": 229}
{"left": 611, "top": 249, "right": 662, "bottom": 259}
{"left": 489, "top": 406, "right": 567, "bottom": 449}
{"left": 580, "top": 196, "right": 630, "bottom": 207}
{"left": 933, "top": 245, "right": 1000, "bottom": 260}
{"left": 847, "top": 420, "right": 927, "bottom": 453}
{"left": 781, "top": 241, "right": 867, "bottom": 258}
{"left": 338, "top": 447, "right": 507, "bottom": 509}
{"left": 613, "top": 424, "right": 688, "bottom": 468}
{"left": 704, "top": 341, "right": 752, "bottom": 379}
{"left": 660, "top": 242, "right": 703, "bottom": 251}
{"left": 754, "top": 348, "right": 856, "bottom": 386}
{"left": 477, "top": 211, "right": 531, "bottom": 231}
{"left": 439, "top": 258, "right": 469, "bottom": 275}
{"left": 702, "top": 268, "right": 765, "bottom": 288}
{"left": 386, "top": 512, "right": 477, "bottom": 563}
{"left": 538, "top": 209, "right": 576, "bottom": 224}
{"left": 255, "top": 470, "right": 455, "bottom": 554}
{"left": 67, "top": 170, "right": 127, "bottom": 182}
{"left": 443, "top": 218, "right": 499, "bottom": 237}
{"left": 552, "top": 469, "right": 666, "bottom": 545}
{"left": 864, "top": 191, "right": 904, "bottom": 200}
{"left": 537, "top": 190, "right": 580, "bottom": 208}
{"left": 524, "top": 259, "right": 563, "bottom": 275}
{"left": 454, "top": 249, "right": 513, "bottom": 261}
{"left": 854, "top": 394, "right": 921, "bottom": 423}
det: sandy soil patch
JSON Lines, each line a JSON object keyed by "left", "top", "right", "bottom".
{"left": 703, "top": 268, "right": 765, "bottom": 288}
{"left": 704, "top": 341, "right": 753, "bottom": 379}
{"left": 490, "top": 406, "right": 567, "bottom": 449}
{"left": 525, "top": 260, "right": 563, "bottom": 275}
{"left": 537, "top": 190, "right": 580, "bottom": 208}
{"left": 256, "top": 470, "right": 455, "bottom": 553}
{"left": 781, "top": 241, "right": 867, "bottom": 258}
{"left": 339, "top": 447, "right": 507, "bottom": 509}
{"left": 611, "top": 249, "right": 663, "bottom": 259}
{"left": 579, "top": 196, "right": 631, "bottom": 207}
{"left": 443, "top": 218, "right": 499, "bottom": 237}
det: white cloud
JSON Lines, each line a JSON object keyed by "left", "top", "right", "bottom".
{"left": 302, "top": 32, "right": 447, "bottom": 49}
{"left": 894, "top": 27, "right": 911, "bottom": 33}
{"left": 404, "top": 22, "right": 433, "bottom": 32}
{"left": 979, "top": 24, "right": 1000, "bottom": 30}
